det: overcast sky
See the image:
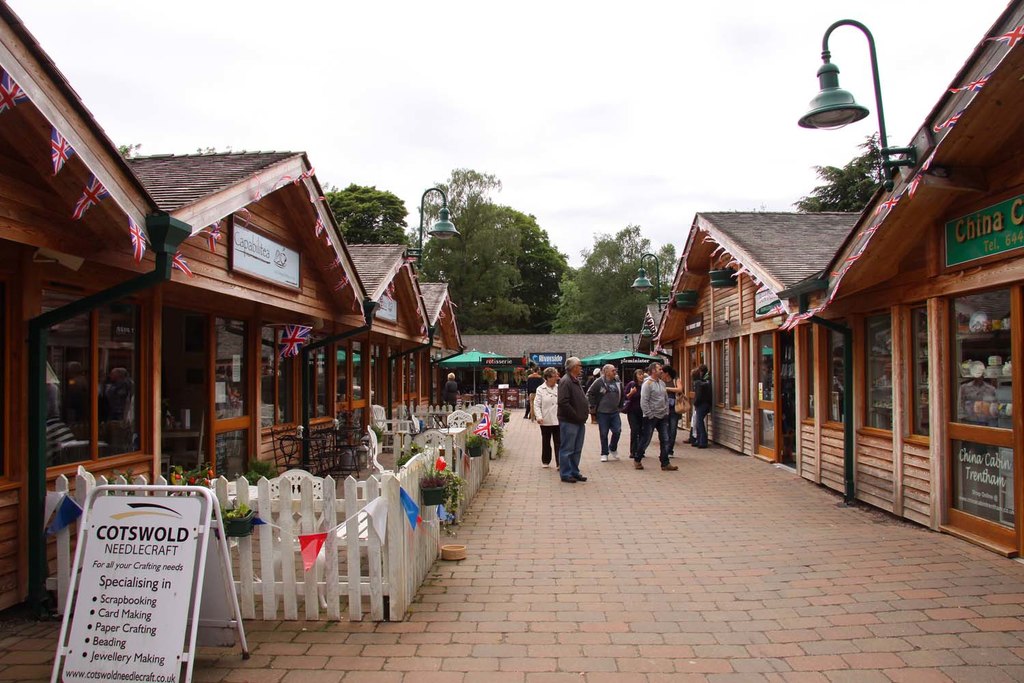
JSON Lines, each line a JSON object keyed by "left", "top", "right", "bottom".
{"left": 10, "top": 1, "right": 1009, "bottom": 266}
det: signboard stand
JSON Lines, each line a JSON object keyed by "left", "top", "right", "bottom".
{"left": 51, "top": 485, "right": 248, "bottom": 683}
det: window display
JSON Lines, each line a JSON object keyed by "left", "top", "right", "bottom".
{"left": 758, "top": 333, "right": 773, "bottom": 402}
{"left": 953, "top": 440, "right": 1014, "bottom": 528}
{"left": 911, "top": 307, "right": 930, "bottom": 436}
{"left": 215, "top": 318, "right": 246, "bottom": 420}
{"left": 866, "top": 314, "right": 893, "bottom": 430}
{"left": 828, "top": 330, "right": 845, "bottom": 423}
{"left": 804, "top": 326, "right": 815, "bottom": 419}
{"left": 953, "top": 290, "right": 1011, "bottom": 429}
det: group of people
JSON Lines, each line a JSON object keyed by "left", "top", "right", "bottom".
{"left": 528, "top": 357, "right": 713, "bottom": 483}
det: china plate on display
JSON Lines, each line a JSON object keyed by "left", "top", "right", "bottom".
{"left": 969, "top": 310, "right": 989, "bottom": 332}
{"left": 970, "top": 360, "right": 986, "bottom": 378}
{"left": 985, "top": 366, "right": 1001, "bottom": 378}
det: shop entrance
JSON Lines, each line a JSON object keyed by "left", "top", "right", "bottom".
{"left": 779, "top": 331, "right": 797, "bottom": 468}
{"left": 755, "top": 331, "right": 796, "bottom": 465}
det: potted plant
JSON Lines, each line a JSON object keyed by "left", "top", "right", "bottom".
{"left": 419, "top": 456, "right": 465, "bottom": 512}
{"left": 396, "top": 442, "right": 424, "bottom": 469}
{"left": 244, "top": 459, "right": 277, "bottom": 483}
{"left": 709, "top": 269, "right": 737, "bottom": 288}
{"left": 169, "top": 463, "right": 214, "bottom": 488}
{"left": 466, "top": 433, "right": 486, "bottom": 457}
{"left": 674, "top": 290, "right": 699, "bottom": 308}
{"left": 222, "top": 502, "right": 256, "bottom": 537}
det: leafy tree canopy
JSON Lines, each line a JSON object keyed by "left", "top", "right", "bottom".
{"left": 795, "top": 135, "right": 881, "bottom": 213}
{"left": 417, "top": 169, "right": 568, "bottom": 334}
{"left": 552, "top": 225, "right": 675, "bottom": 334}
{"left": 326, "top": 183, "right": 409, "bottom": 245}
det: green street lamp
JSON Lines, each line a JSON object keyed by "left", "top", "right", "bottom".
{"left": 631, "top": 252, "right": 669, "bottom": 310}
{"left": 408, "top": 186, "right": 459, "bottom": 265}
{"left": 798, "top": 19, "right": 917, "bottom": 187}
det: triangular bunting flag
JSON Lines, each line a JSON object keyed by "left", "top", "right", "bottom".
{"left": 399, "top": 486, "right": 420, "bottom": 530}
{"left": 298, "top": 532, "right": 328, "bottom": 572}
{"left": 46, "top": 494, "right": 82, "bottom": 536}
{"left": 363, "top": 497, "right": 388, "bottom": 542}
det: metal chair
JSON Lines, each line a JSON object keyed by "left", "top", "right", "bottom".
{"left": 272, "top": 432, "right": 302, "bottom": 473}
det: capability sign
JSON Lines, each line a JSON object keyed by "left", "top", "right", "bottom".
{"left": 60, "top": 496, "right": 202, "bottom": 682}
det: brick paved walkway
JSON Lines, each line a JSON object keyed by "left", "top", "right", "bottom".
{"left": 7, "top": 415, "right": 1024, "bottom": 682}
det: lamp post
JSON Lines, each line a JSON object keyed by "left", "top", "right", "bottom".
{"left": 798, "top": 19, "right": 917, "bottom": 188}
{"left": 407, "top": 187, "right": 459, "bottom": 265}
{"left": 631, "top": 252, "right": 669, "bottom": 310}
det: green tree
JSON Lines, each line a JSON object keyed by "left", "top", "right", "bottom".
{"left": 326, "top": 183, "right": 409, "bottom": 245}
{"left": 552, "top": 226, "right": 675, "bottom": 334}
{"left": 417, "top": 169, "right": 567, "bottom": 334}
{"left": 795, "top": 135, "right": 882, "bottom": 212}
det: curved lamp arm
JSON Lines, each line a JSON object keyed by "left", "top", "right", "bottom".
{"left": 821, "top": 20, "right": 890, "bottom": 153}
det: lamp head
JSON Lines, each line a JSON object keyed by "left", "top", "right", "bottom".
{"left": 631, "top": 268, "right": 653, "bottom": 291}
{"left": 798, "top": 61, "right": 869, "bottom": 130}
{"left": 428, "top": 206, "right": 459, "bottom": 240}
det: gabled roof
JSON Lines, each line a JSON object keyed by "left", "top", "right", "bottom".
{"left": 692, "top": 212, "right": 859, "bottom": 291}
{"left": 128, "top": 152, "right": 299, "bottom": 212}
{"left": 346, "top": 244, "right": 409, "bottom": 300}
{"left": 461, "top": 334, "right": 633, "bottom": 360}
{"left": 419, "top": 283, "right": 449, "bottom": 324}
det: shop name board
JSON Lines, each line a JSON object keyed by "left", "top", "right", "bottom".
{"left": 482, "top": 357, "right": 517, "bottom": 367}
{"left": 685, "top": 313, "right": 704, "bottom": 337}
{"left": 754, "top": 286, "right": 784, "bottom": 319}
{"left": 955, "top": 443, "right": 1014, "bottom": 526}
{"left": 945, "top": 194, "right": 1024, "bottom": 268}
{"left": 231, "top": 223, "right": 300, "bottom": 290}
{"left": 378, "top": 292, "right": 398, "bottom": 322}
{"left": 528, "top": 352, "right": 566, "bottom": 367}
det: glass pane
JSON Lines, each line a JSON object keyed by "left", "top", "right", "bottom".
{"left": 371, "top": 344, "right": 381, "bottom": 405}
{"left": 866, "top": 314, "right": 893, "bottom": 430}
{"left": 953, "top": 440, "right": 1014, "bottom": 528}
{"left": 98, "top": 302, "right": 140, "bottom": 456}
{"left": 277, "top": 352, "right": 294, "bottom": 424}
{"left": 720, "top": 342, "right": 729, "bottom": 406}
{"left": 953, "top": 289, "right": 1012, "bottom": 428}
{"left": 336, "top": 345, "right": 348, "bottom": 405}
{"left": 911, "top": 308, "right": 930, "bottom": 436}
{"left": 758, "top": 333, "right": 773, "bottom": 402}
{"left": 804, "top": 327, "right": 815, "bottom": 419}
{"left": 312, "top": 346, "right": 327, "bottom": 418}
{"left": 260, "top": 327, "right": 275, "bottom": 428}
{"left": 352, "top": 341, "right": 364, "bottom": 401}
{"left": 215, "top": 429, "right": 248, "bottom": 479}
{"left": 759, "top": 409, "right": 775, "bottom": 448}
{"left": 215, "top": 318, "right": 247, "bottom": 420}
{"left": 828, "top": 330, "right": 845, "bottom": 423}
{"left": 161, "top": 309, "right": 207, "bottom": 472}
{"left": 732, "top": 340, "right": 741, "bottom": 408}
{"left": 44, "top": 290, "right": 91, "bottom": 466}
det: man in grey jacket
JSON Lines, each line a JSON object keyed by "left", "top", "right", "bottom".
{"left": 637, "top": 362, "right": 678, "bottom": 471}
{"left": 587, "top": 364, "right": 622, "bottom": 462}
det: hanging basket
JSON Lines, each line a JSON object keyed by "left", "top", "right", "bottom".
{"left": 468, "top": 443, "right": 484, "bottom": 458}
{"left": 223, "top": 510, "right": 255, "bottom": 538}
{"left": 709, "top": 269, "right": 737, "bottom": 288}
{"left": 420, "top": 486, "right": 445, "bottom": 506}
{"left": 674, "top": 290, "right": 699, "bottom": 308}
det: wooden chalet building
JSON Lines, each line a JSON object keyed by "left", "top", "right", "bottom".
{"left": 420, "top": 282, "right": 463, "bottom": 401}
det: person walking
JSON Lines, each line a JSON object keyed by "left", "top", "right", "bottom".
{"left": 693, "top": 364, "right": 713, "bottom": 449}
{"left": 636, "top": 362, "right": 678, "bottom": 471}
{"left": 587, "top": 364, "right": 623, "bottom": 462}
{"left": 533, "top": 367, "right": 561, "bottom": 468}
{"left": 556, "top": 356, "right": 589, "bottom": 483}
{"left": 441, "top": 372, "right": 459, "bottom": 407}
{"left": 524, "top": 364, "right": 544, "bottom": 419}
{"left": 622, "top": 368, "right": 647, "bottom": 462}
{"left": 663, "top": 365, "right": 684, "bottom": 457}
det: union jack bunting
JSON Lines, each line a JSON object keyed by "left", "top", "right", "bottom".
{"left": 279, "top": 324, "right": 312, "bottom": 359}
{"left": 874, "top": 192, "right": 902, "bottom": 217}
{"left": 385, "top": 281, "right": 396, "bottom": 298}
{"left": 128, "top": 218, "right": 146, "bottom": 263}
{"left": 50, "top": 127, "right": 75, "bottom": 175}
{"left": 0, "top": 70, "right": 29, "bottom": 114}
{"left": 313, "top": 217, "right": 325, "bottom": 237}
{"left": 986, "top": 24, "right": 1024, "bottom": 49}
{"left": 333, "top": 276, "right": 349, "bottom": 292}
{"left": 71, "top": 174, "right": 109, "bottom": 220}
{"left": 933, "top": 109, "right": 964, "bottom": 133}
{"left": 949, "top": 73, "right": 991, "bottom": 94}
{"left": 472, "top": 407, "right": 492, "bottom": 439}
{"left": 294, "top": 168, "right": 315, "bottom": 184}
{"left": 205, "top": 221, "right": 222, "bottom": 252}
{"left": 495, "top": 402, "right": 504, "bottom": 426}
{"left": 906, "top": 173, "right": 923, "bottom": 199}
{"left": 171, "top": 252, "right": 193, "bottom": 278}
{"left": 323, "top": 256, "right": 342, "bottom": 271}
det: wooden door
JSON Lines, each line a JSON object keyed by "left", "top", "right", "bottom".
{"left": 755, "top": 332, "right": 780, "bottom": 461}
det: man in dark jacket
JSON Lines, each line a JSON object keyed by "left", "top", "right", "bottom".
{"left": 524, "top": 364, "right": 543, "bottom": 419}
{"left": 556, "top": 356, "right": 589, "bottom": 483}
{"left": 693, "top": 364, "right": 712, "bottom": 448}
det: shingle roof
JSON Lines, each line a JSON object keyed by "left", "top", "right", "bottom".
{"left": 128, "top": 152, "right": 299, "bottom": 211}
{"left": 461, "top": 334, "right": 635, "bottom": 360}
{"left": 419, "top": 283, "right": 448, "bottom": 323}
{"left": 697, "top": 212, "right": 859, "bottom": 288}
{"left": 346, "top": 244, "right": 408, "bottom": 298}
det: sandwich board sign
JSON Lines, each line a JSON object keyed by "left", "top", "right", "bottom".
{"left": 51, "top": 485, "right": 248, "bottom": 683}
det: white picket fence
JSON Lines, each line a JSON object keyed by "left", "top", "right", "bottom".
{"left": 46, "top": 438, "right": 492, "bottom": 622}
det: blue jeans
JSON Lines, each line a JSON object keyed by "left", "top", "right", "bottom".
{"left": 558, "top": 421, "right": 586, "bottom": 479}
{"left": 667, "top": 411, "right": 681, "bottom": 453}
{"left": 694, "top": 404, "right": 710, "bottom": 447}
{"left": 596, "top": 412, "right": 621, "bottom": 455}
{"left": 638, "top": 416, "right": 671, "bottom": 466}
{"left": 627, "top": 412, "right": 644, "bottom": 459}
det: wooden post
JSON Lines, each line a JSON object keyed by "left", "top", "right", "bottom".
{"left": 927, "top": 297, "right": 948, "bottom": 530}
{"left": 891, "top": 306, "right": 907, "bottom": 518}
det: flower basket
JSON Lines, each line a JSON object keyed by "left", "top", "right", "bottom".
{"left": 466, "top": 434, "right": 486, "bottom": 457}
{"left": 223, "top": 509, "right": 255, "bottom": 538}
{"left": 421, "top": 486, "right": 445, "bottom": 506}
{"left": 674, "top": 290, "right": 699, "bottom": 308}
{"left": 709, "top": 269, "right": 737, "bottom": 288}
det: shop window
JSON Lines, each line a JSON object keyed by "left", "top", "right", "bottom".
{"left": 828, "top": 330, "right": 845, "bottom": 423}
{"left": 215, "top": 318, "right": 247, "bottom": 420}
{"left": 910, "top": 307, "right": 930, "bottom": 436}
{"left": 215, "top": 429, "right": 248, "bottom": 479}
{"left": 336, "top": 344, "right": 348, "bottom": 407}
{"left": 730, "top": 338, "right": 741, "bottom": 409}
{"left": 310, "top": 346, "right": 327, "bottom": 418}
{"left": 259, "top": 325, "right": 294, "bottom": 427}
{"left": 757, "top": 333, "right": 774, "bottom": 402}
{"left": 717, "top": 341, "right": 728, "bottom": 406}
{"left": 866, "top": 314, "right": 893, "bottom": 430}
{"left": 98, "top": 304, "right": 140, "bottom": 456}
{"left": 953, "top": 290, "right": 1011, "bottom": 428}
{"left": 352, "top": 341, "right": 364, "bottom": 401}
{"left": 803, "top": 326, "right": 815, "bottom": 420}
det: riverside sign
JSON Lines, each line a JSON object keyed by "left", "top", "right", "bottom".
{"left": 52, "top": 486, "right": 247, "bottom": 683}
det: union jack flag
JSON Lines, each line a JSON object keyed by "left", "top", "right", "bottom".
{"left": 472, "top": 407, "right": 491, "bottom": 439}
{"left": 128, "top": 218, "right": 146, "bottom": 263}
{"left": 314, "top": 217, "right": 325, "bottom": 237}
{"left": 921, "top": 149, "right": 937, "bottom": 172}
{"left": 385, "top": 281, "right": 396, "bottom": 299}
{"left": 906, "top": 173, "right": 923, "bottom": 199}
{"left": 279, "top": 324, "right": 311, "bottom": 359}
{"left": 51, "top": 127, "right": 75, "bottom": 175}
{"left": 949, "top": 73, "right": 991, "bottom": 94}
{"left": 71, "top": 174, "right": 109, "bottom": 220}
{"left": 495, "top": 402, "right": 504, "bottom": 426}
{"left": 323, "top": 256, "right": 342, "bottom": 271}
{"left": 172, "top": 251, "right": 193, "bottom": 278}
{"left": 933, "top": 109, "right": 964, "bottom": 133}
{"left": 986, "top": 24, "right": 1024, "bottom": 49}
{"left": 0, "top": 70, "right": 29, "bottom": 114}
{"left": 333, "top": 276, "right": 349, "bottom": 292}
{"left": 206, "top": 221, "right": 222, "bottom": 251}
{"left": 874, "top": 192, "right": 902, "bottom": 216}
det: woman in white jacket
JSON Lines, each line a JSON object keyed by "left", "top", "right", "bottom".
{"left": 533, "top": 367, "right": 561, "bottom": 467}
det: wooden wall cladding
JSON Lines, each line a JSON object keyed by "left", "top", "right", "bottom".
{"left": 800, "top": 423, "right": 818, "bottom": 483}
{"left": 740, "top": 276, "right": 756, "bottom": 322}
{"left": 856, "top": 430, "right": 895, "bottom": 512}
{"left": 711, "top": 409, "right": 743, "bottom": 453}
{"left": 0, "top": 487, "right": 19, "bottom": 611}
{"left": 902, "top": 439, "right": 934, "bottom": 526}
{"left": 820, "top": 425, "right": 844, "bottom": 492}
{"left": 713, "top": 283, "right": 740, "bottom": 328}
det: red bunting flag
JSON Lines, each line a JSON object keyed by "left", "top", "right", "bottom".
{"left": 298, "top": 532, "right": 327, "bottom": 572}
